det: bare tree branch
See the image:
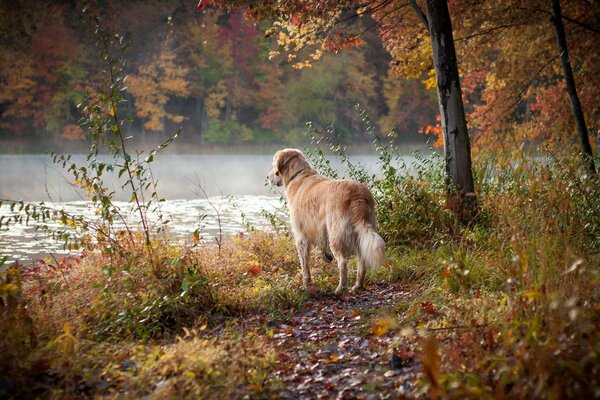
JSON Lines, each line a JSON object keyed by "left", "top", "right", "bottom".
{"left": 410, "top": 0, "right": 429, "bottom": 31}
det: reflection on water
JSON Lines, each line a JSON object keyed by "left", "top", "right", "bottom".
{"left": 0, "top": 196, "right": 283, "bottom": 263}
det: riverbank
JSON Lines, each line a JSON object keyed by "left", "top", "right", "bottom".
{"left": 2, "top": 148, "right": 599, "bottom": 398}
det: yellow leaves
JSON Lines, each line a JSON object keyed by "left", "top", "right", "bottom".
{"left": 422, "top": 68, "right": 436, "bottom": 90}
{"left": 370, "top": 316, "right": 397, "bottom": 336}
{"left": 309, "top": 48, "right": 323, "bottom": 61}
{"left": 356, "top": 6, "right": 369, "bottom": 16}
{"left": 421, "top": 335, "right": 441, "bottom": 399}
{"left": 252, "top": 278, "right": 272, "bottom": 294}
{"left": 291, "top": 60, "right": 312, "bottom": 70}
{"left": 0, "top": 282, "right": 18, "bottom": 297}
{"left": 269, "top": 12, "right": 339, "bottom": 67}
{"left": 522, "top": 290, "right": 542, "bottom": 299}
{"left": 127, "top": 44, "right": 190, "bottom": 132}
{"left": 485, "top": 71, "right": 506, "bottom": 91}
{"left": 205, "top": 80, "right": 227, "bottom": 118}
{"left": 268, "top": 50, "right": 280, "bottom": 60}
{"left": 54, "top": 322, "right": 78, "bottom": 355}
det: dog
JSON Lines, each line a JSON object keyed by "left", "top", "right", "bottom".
{"left": 267, "top": 148, "right": 385, "bottom": 294}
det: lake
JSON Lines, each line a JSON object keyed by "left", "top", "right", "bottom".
{"left": 0, "top": 153, "right": 417, "bottom": 264}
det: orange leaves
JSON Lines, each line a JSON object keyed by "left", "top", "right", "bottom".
{"left": 419, "top": 122, "right": 443, "bottom": 148}
{"left": 60, "top": 124, "right": 84, "bottom": 141}
{"left": 247, "top": 262, "right": 261, "bottom": 277}
{"left": 420, "top": 335, "right": 441, "bottom": 399}
{"left": 322, "top": 34, "right": 364, "bottom": 54}
{"left": 128, "top": 46, "right": 190, "bottom": 132}
{"left": 369, "top": 316, "right": 397, "bottom": 337}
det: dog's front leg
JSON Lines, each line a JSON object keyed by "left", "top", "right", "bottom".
{"left": 296, "top": 237, "right": 311, "bottom": 288}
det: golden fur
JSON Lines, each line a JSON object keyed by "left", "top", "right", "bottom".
{"left": 267, "top": 148, "right": 385, "bottom": 294}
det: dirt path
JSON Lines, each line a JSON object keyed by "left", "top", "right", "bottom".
{"left": 271, "top": 282, "right": 419, "bottom": 399}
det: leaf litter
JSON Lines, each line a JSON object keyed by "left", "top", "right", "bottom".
{"left": 270, "top": 282, "right": 418, "bottom": 399}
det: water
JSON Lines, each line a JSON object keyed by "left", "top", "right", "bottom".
{"left": 0, "top": 153, "right": 415, "bottom": 264}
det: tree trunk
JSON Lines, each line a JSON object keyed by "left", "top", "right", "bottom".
{"left": 550, "top": 0, "right": 596, "bottom": 175}
{"left": 424, "top": 0, "right": 477, "bottom": 222}
{"left": 196, "top": 96, "right": 205, "bottom": 144}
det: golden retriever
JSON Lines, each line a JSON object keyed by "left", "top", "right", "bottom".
{"left": 267, "top": 148, "right": 385, "bottom": 294}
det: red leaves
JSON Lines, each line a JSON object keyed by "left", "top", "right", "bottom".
{"left": 247, "top": 263, "right": 261, "bottom": 276}
{"left": 196, "top": 0, "right": 211, "bottom": 11}
{"left": 420, "top": 301, "right": 436, "bottom": 315}
{"left": 21, "top": 256, "right": 81, "bottom": 281}
{"left": 290, "top": 13, "right": 301, "bottom": 26}
{"left": 322, "top": 33, "right": 364, "bottom": 54}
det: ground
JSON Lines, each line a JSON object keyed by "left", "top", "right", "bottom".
{"left": 272, "top": 282, "right": 416, "bottom": 399}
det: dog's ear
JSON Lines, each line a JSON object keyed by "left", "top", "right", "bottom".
{"left": 276, "top": 150, "right": 300, "bottom": 173}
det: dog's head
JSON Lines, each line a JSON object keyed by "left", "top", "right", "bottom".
{"left": 267, "top": 148, "right": 309, "bottom": 188}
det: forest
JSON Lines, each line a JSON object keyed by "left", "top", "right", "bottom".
{"left": 1, "top": 0, "right": 439, "bottom": 148}
{"left": 1, "top": 0, "right": 600, "bottom": 399}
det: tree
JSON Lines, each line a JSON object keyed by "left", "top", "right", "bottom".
{"left": 442, "top": 0, "right": 599, "bottom": 158}
{"left": 550, "top": 0, "right": 596, "bottom": 174}
{"left": 128, "top": 23, "right": 190, "bottom": 133}
{"left": 416, "top": 0, "right": 476, "bottom": 219}
{"left": 0, "top": 2, "right": 84, "bottom": 140}
{"left": 212, "top": 0, "right": 478, "bottom": 219}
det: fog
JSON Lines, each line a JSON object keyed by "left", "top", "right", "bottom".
{"left": 0, "top": 153, "right": 401, "bottom": 202}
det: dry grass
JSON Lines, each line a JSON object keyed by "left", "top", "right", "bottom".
{"left": 2, "top": 148, "right": 600, "bottom": 398}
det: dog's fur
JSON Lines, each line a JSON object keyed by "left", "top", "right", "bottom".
{"left": 267, "top": 148, "right": 385, "bottom": 294}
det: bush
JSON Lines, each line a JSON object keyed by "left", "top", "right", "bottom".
{"left": 204, "top": 119, "right": 254, "bottom": 144}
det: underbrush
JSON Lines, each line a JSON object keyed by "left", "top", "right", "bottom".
{"left": 370, "top": 146, "right": 600, "bottom": 398}
{"left": 23, "top": 231, "right": 325, "bottom": 342}
{"left": 2, "top": 139, "right": 599, "bottom": 398}
{"left": 1, "top": 230, "right": 337, "bottom": 398}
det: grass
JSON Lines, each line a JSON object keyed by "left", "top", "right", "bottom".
{"left": 1, "top": 146, "right": 600, "bottom": 398}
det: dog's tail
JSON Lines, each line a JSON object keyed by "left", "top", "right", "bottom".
{"left": 357, "top": 223, "right": 385, "bottom": 270}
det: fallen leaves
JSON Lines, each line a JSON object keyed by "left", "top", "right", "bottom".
{"left": 369, "top": 316, "right": 397, "bottom": 337}
{"left": 269, "top": 283, "right": 414, "bottom": 398}
{"left": 421, "top": 335, "right": 441, "bottom": 399}
{"left": 420, "top": 301, "right": 436, "bottom": 315}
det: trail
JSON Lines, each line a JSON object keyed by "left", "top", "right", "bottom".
{"left": 271, "top": 282, "right": 418, "bottom": 399}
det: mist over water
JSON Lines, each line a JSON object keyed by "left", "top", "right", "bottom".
{"left": 0, "top": 153, "right": 401, "bottom": 201}
{"left": 0, "top": 152, "right": 418, "bottom": 263}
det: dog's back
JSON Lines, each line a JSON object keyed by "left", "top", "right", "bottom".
{"left": 290, "top": 177, "right": 384, "bottom": 268}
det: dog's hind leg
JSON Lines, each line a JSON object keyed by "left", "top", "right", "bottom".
{"left": 296, "top": 237, "right": 311, "bottom": 288}
{"left": 351, "top": 257, "right": 366, "bottom": 293}
{"left": 330, "top": 244, "right": 348, "bottom": 295}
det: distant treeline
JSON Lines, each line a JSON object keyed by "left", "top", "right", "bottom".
{"left": 0, "top": 0, "right": 438, "bottom": 147}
